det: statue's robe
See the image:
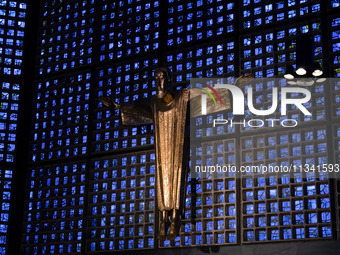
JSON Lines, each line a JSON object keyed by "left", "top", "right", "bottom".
{"left": 118, "top": 87, "right": 235, "bottom": 212}
{"left": 120, "top": 89, "right": 190, "bottom": 212}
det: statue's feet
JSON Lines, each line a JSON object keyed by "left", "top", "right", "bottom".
{"left": 157, "top": 220, "right": 169, "bottom": 241}
{"left": 167, "top": 220, "right": 179, "bottom": 241}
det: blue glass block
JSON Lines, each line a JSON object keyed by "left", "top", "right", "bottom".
{"left": 195, "top": 183, "right": 202, "bottom": 193}
{"left": 127, "top": 239, "right": 133, "bottom": 249}
{"left": 195, "top": 234, "right": 202, "bottom": 245}
{"left": 269, "top": 202, "right": 277, "bottom": 212}
{"left": 90, "top": 242, "right": 95, "bottom": 251}
{"left": 320, "top": 198, "right": 330, "bottom": 208}
{"left": 196, "top": 222, "right": 202, "bottom": 231}
{"left": 306, "top": 185, "right": 316, "bottom": 195}
{"left": 226, "top": 232, "right": 236, "bottom": 243}
{"left": 321, "top": 212, "right": 331, "bottom": 222}
{"left": 269, "top": 229, "right": 279, "bottom": 240}
{"left": 295, "top": 213, "right": 304, "bottom": 224}
{"left": 246, "top": 231, "right": 254, "bottom": 241}
{"left": 206, "top": 221, "right": 213, "bottom": 231}
{"left": 226, "top": 219, "right": 235, "bottom": 230}
{"left": 227, "top": 205, "right": 236, "bottom": 216}
{"left": 294, "top": 199, "right": 303, "bottom": 210}
{"left": 246, "top": 191, "right": 253, "bottom": 201}
{"left": 281, "top": 214, "right": 291, "bottom": 226}
{"left": 148, "top": 189, "right": 154, "bottom": 198}
{"left": 256, "top": 230, "right": 265, "bottom": 241}
{"left": 246, "top": 217, "right": 254, "bottom": 228}
{"left": 269, "top": 189, "right": 277, "bottom": 198}
{"left": 205, "top": 233, "right": 213, "bottom": 244}
{"left": 216, "top": 193, "right": 224, "bottom": 203}
{"left": 308, "top": 213, "right": 318, "bottom": 224}
{"left": 320, "top": 184, "right": 329, "bottom": 194}
{"left": 296, "top": 228, "right": 304, "bottom": 239}
{"left": 270, "top": 216, "right": 278, "bottom": 226}
{"left": 280, "top": 229, "right": 291, "bottom": 240}
{"left": 206, "top": 208, "right": 213, "bottom": 217}
{"left": 256, "top": 216, "right": 265, "bottom": 227}
{"left": 322, "top": 227, "right": 332, "bottom": 237}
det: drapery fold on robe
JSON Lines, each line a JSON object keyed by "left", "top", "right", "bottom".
{"left": 119, "top": 89, "right": 190, "bottom": 212}
{"left": 153, "top": 89, "right": 189, "bottom": 211}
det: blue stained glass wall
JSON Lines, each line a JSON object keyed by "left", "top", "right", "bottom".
{"left": 0, "top": 1, "right": 28, "bottom": 254}
{"left": 94, "top": 57, "right": 158, "bottom": 154}
{"left": 98, "top": 0, "right": 160, "bottom": 62}
{"left": 0, "top": 168, "right": 13, "bottom": 254}
{"left": 30, "top": 71, "right": 91, "bottom": 162}
{"left": 88, "top": 152, "right": 156, "bottom": 251}
{"left": 0, "top": 1, "right": 26, "bottom": 76}
{"left": 23, "top": 162, "right": 86, "bottom": 254}
{"left": 37, "top": 0, "right": 94, "bottom": 75}
{"left": 166, "top": 0, "right": 235, "bottom": 47}
{"left": 10, "top": 0, "right": 340, "bottom": 254}
{"left": 0, "top": 81, "right": 20, "bottom": 163}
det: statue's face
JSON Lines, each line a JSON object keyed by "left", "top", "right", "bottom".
{"left": 155, "top": 71, "right": 165, "bottom": 93}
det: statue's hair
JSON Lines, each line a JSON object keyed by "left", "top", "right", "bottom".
{"left": 155, "top": 67, "right": 172, "bottom": 91}
{"left": 155, "top": 67, "right": 170, "bottom": 82}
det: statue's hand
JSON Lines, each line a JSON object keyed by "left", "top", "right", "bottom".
{"left": 99, "top": 97, "right": 120, "bottom": 109}
{"left": 234, "top": 73, "right": 254, "bottom": 88}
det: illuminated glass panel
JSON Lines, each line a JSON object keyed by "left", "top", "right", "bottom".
{"left": 23, "top": 162, "right": 86, "bottom": 255}
{"left": 0, "top": 81, "right": 20, "bottom": 163}
{"left": 241, "top": 0, "right": 320, "bottom": 29}
{"left": 0, "top": 1, "right": 27, "bottom": 253}
{"left": 38, "top": 0, "right": 94, "bottom": 75}
{"left": 332, "top": 79, "right": 340, "bottom": 117}
{"left": 94, "top": 57, "right": 157, "bottom": 154}
{"left": 0, "top": 1, "right": 27, "bottom": 76}
{"left": 331, "top": 17, "right": 340, "bottom": 78}
{"left": 88, "top": 152, "right": 155, "bottom": 251}
{"left": 330, "top": 0, "right": 340, "bottom": 8}
{"left": 159, "top": 140, "right": 238, "bottom": 247}
{"left": 165, "top": 40, "right": 235, "bottom": 83}
{"left": 335, "top": 126, "right": 340, "bottom": 164}
{"left": 241, "top": 128, "right": 331, "bottom": 242}
{"left": 241, "top": 79, "right": 326, "bottom": 132}
{"left": 98, "top": 0, "right": 160, "bottom": 62}
{"left": 240, "top": 22, "right": 322, "bottom": 77}
{"left": 330, "top": 18, "right": 340, "bottom": 117}
{"left": 0, "top": 168, "right": 13, "bottom": 254}
{"left": 334, "top": 125, "right": 340, "bottom": 226}
{"left": 31, "top": 71, "right": 91, "bottom": 162}
{"left": 19, "top": 0, "right": 340, "bottom": 252}
{"left": 166, "top": 0, "right": 235, "bottom": 47}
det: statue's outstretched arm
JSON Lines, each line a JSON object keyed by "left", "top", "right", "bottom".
{"left": 98, "top": 96, "right": 120, "bottom": 109}
{"left": 99, "top": 96, "right": 153, "bottom": 126}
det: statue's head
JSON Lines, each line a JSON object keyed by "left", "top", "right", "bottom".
{"left": 155, "top": 67, "right": 170, "bottom": 97}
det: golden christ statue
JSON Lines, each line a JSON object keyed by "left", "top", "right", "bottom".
{"left": 100, "top": 68, "right": 190, "bottom": 241}
{"left": 99, "top": 68, "right": 252, "bottom": 241}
